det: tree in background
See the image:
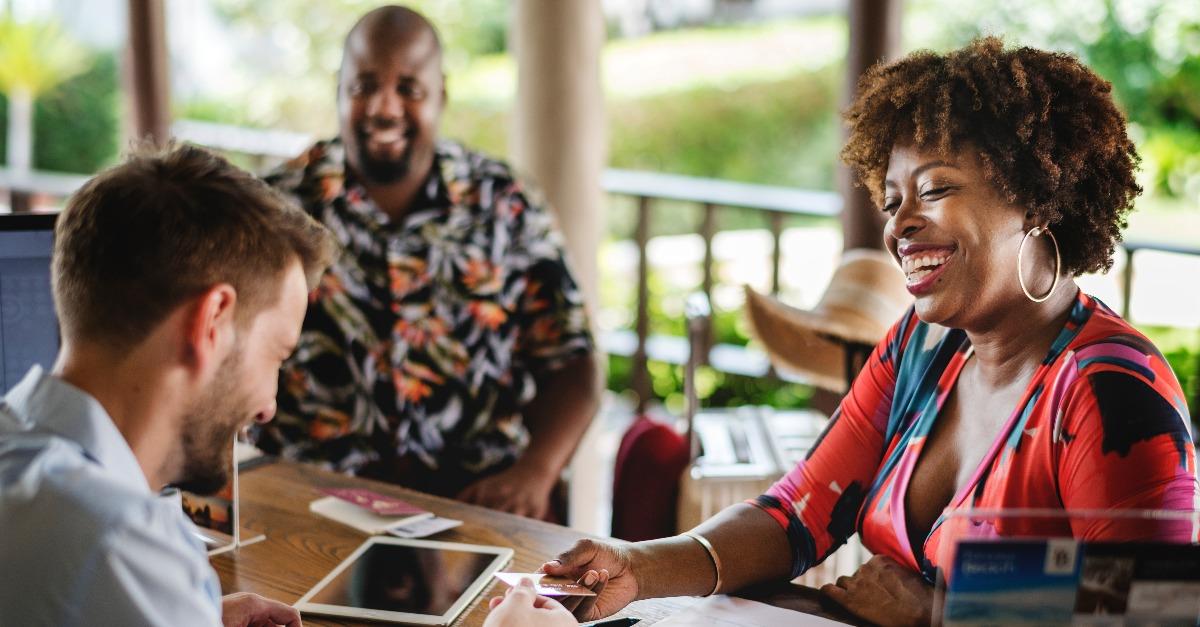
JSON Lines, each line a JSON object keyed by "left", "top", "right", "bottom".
{"left": 0, "top": 16, "right": 88, "bottom": 175}
{"left": 198, "top": 0, "right": 508, "bottom": 131}
{"left": 917, "top": 0, "right": 1200, "bottom": 200}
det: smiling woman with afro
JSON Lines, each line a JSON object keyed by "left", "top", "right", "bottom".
{"left": 531, "top": 38, "right": 1197, "bottom": 627}
{"left": 841, "top": 35, "right": 1141, "bottom": 275}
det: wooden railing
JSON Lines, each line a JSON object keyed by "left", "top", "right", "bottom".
{"left": 1119, "top": 240, "right": 1200, "bottom": 320}
{"left": 4, "top": 120, "right": 1197, "bottom": 414}
{"left": 600, "top": 169, "right": 841, "bottom": 410}
{"left": 602, "top": 172, "right": 1200, "bottom": 413}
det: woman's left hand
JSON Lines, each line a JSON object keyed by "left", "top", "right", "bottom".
{"left": 820, "top": 555, "right": 933, "bottom": 627}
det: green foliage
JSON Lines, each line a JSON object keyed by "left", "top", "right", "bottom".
{"left": 0, "top": 17, "right": 89, "bottom": 96}
{"left": 212, "top": 0, "right": 509, "bottom": 62}
{"left": 912, "top": 0, "right": 1200, "bottom": 199}
{"left": 1163, "top": 345, "right": 1198, "bottom": 415}
{"left": 1139, "top": 325, "right": 1199, "bottom": 421}
{"left": 1140, "top": 127, "right": 1200, "bottom": 201}
{"left": 602, "top": 259, "right": 819, "bottom": 412}
{"left": 206, "top": 0, "right": 509, "bottom": 130}
{"left": 445, "top": 66, "right": 843, "bottom": 193}
{"left": 176, "top": 97, "right": 255, "bottom": 127}
{"left": 607, "top": 67, "right": 841, "bottom": 188}
{"left": 604, "top": 354, "right": 814, "bottom": 414}
{"left": 0, "top": 52, "right": 119, "bottom": 174}
{"left": 32, "top": 54, "right": 120, "bottom": 173}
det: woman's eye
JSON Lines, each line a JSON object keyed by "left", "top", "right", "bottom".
{"left": 920, "top": 187, "right": 950, "bottom": 200}
{"left": 882, "top": 200, "right": 900, "bottom": 215}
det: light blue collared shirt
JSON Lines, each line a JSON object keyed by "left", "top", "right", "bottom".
{"left": 0, "top": 367, "right": 222, "bottom": 627}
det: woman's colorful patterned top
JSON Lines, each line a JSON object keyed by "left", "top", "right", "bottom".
{"left": 753, "top": 291, "right": 1198, "bottom": 581}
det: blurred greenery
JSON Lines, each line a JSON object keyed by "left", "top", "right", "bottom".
{"left": 1140, "top": 127, "right": 1200, "bottom": 202}
{"left": 446, "top": 65, "right": 841, "bottom": 191}
{"left": 1141, "top": 326, "right": 1199, "bottom": 424}
{"left": 605, "top": 354, "right": 815, "bottom": 415}
{"left": 0, "top": 51, "right": 119, "bottom": 174}
{"left": 911, "top": 0, "right": 1200, "bottom": 200}
{"left": 10, "top": 4, "right": 1197, "bottom": 418}
{"left": 608, "top": 67, "right": 841, "bottom": 189}
{"left": 190, "top": 2, "right": 1200, "bottom": 417}
{"left": 199, "top": 0, "right": 509, "bottom": 133}
{"left": 223, "top": 0, "right": 511, "bottom": 60}
{"left": 0, "top": 17, "right": 89, "bottom": 96}
{"left": 602, "top": 263, "right": 819, "bottom": 414}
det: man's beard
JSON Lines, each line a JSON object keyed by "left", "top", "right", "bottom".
{"left": 353, "top": 127, "right": 414, "bottom": 185}
{"left": 172, "top": 351, "right": 245, "bottom": 495}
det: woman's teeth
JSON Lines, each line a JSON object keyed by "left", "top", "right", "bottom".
{"left": 902, "top": 252, "right": 952, "bottom": 283}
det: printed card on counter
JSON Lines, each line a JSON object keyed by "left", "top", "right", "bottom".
{"left": 319, "top": 487, "right": 428, "bottom": 517}
{"left": 309, "top": 493, "right": 433, "bottom": 535}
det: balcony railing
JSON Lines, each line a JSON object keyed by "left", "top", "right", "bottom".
{"left": 601, "top": 175, "right": 1200, "bottom": 414}
{"left": 600, "top": 169, "right": 841, "bottom": 410}
{"left": 4, "top": 120, "right": 1197, "bottom": 415}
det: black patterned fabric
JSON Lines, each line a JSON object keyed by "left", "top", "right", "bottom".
{"left": 251, "top": 139, "right": 592, "bottom": 495}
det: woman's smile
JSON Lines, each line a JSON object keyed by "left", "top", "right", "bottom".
{"left": 898, "top": 244, "right": 957, "bottom": 294}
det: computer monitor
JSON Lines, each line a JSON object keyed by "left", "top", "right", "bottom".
{"left": 0, "top": 213, "right": 59, "bottom": 392}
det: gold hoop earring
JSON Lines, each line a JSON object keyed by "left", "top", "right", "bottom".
{"left": 1017, "top": 226, "right": 1061, "bottom": 303}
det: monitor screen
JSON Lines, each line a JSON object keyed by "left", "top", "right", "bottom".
{"left": 0, "top": 214, "right": 59, "bottom": 392}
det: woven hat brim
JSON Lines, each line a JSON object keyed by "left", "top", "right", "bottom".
{"left": 743, "top": 287, "right": 850, "bottom": 392}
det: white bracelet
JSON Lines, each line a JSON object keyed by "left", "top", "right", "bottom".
{"left": 682, "top": 530, "right": 722, "bottom": 596}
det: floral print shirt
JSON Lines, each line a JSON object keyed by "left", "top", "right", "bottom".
{"left": 252, "top": 139, "right": 592, "bottom": 494}
{"left": 753, "top": 291, "right": 1198, "bottom": 581}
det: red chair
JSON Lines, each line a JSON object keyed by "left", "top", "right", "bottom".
{"left": 611, "top": 293, "right": 708, "bottom": 542}
{"left": 611, "top": 413, "right": 690, "bottom": 541}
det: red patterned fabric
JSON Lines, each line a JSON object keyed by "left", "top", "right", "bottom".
{"left": 752, "top": 291, "right": 1198, "bottom": 581}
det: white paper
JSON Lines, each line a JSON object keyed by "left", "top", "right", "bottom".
{"left": 308, "top": 496, "right": 433, "bottom": 534}
{"left": 386, "top": 515, "right": 463, "bottom": 538}
{"left": 655, "top": 595, "right": 850, "bottom": 627}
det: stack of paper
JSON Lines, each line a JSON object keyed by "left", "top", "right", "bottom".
{"left": 655, "top": 596, "right": 850, "bottom": 627}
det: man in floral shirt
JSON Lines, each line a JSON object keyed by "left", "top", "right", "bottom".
{"left": 252, "top": 5, "right": 599, "bottom": 520}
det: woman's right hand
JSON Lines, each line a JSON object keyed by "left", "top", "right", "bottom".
{"left": 540, "top": 538, "right": 640, "bottom": 621}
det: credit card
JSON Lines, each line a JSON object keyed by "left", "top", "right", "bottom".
{"left": 492, "top": 572, "right": 597, "bottom": 597}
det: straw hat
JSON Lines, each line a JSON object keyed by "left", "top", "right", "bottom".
{"left": 744, "top": 248, "right": 912, "bottom": 392}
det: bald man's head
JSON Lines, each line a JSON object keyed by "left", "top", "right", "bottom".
{"left": 338, "top": 5, "right": 446, "bottom": 187}
{"left": 342, "top": 5, "right": 442, "bottom": 76}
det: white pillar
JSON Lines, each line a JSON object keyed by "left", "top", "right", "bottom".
{"left": 511, "top": 0, "right": 607, "bottom": 534}
{"left": 5, "top": 87, "right": 33, "bottom": 174}
{"left": 511, "top": 0, "right": 606, "bottom": 313}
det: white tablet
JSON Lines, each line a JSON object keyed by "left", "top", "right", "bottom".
{"left": 295, "top": 537, "right": 513, "bottom": 625}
